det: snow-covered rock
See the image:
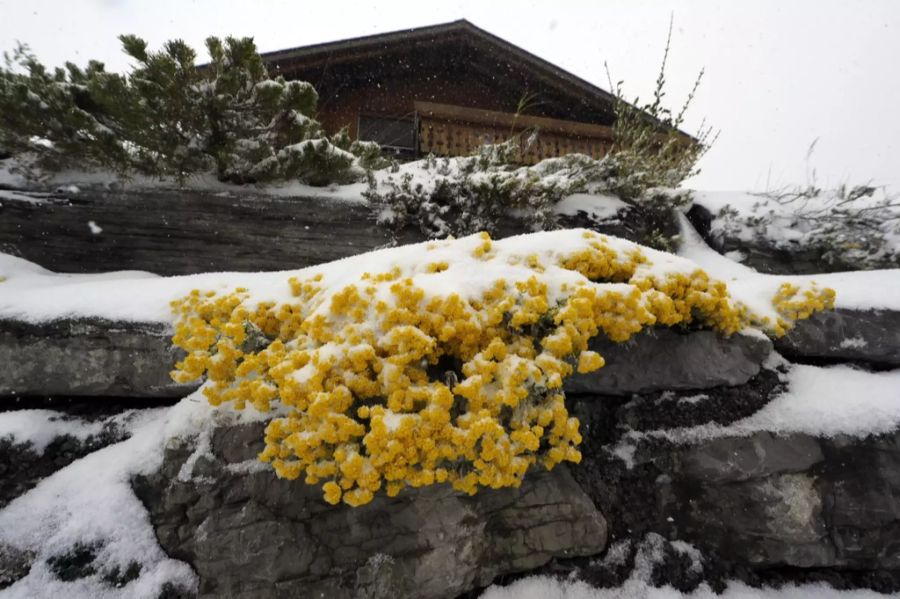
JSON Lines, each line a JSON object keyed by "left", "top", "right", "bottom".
{"left": 775, "top": 308, "right": 900, "bottom": 367}
{"left": 133, "top": 422, "right": 607, "bottom": 599}
{"left": 0, "top": 186, "right": 679, "bottom": 277}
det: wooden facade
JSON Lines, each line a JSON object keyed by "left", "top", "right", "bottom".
{"left": 415, "top": 101, "right": 613, "bottom": 164}
{"left": 261, "top": 20, "right": 646, "bottom": 163}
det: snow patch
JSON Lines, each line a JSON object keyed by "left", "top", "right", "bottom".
{"left": 618, "top": 363, "right": 900, "bottom": 449}
{"left": 554, "top": 193, "right": 628, "bottom": 221}
{"left": 839, "top": 336, "right": 868, "bottom": 349}
{"left": 0, "top": 411, "right": 102, "bottom": 453}
{"left": 0, "top": 407, "right": 197, "bottom": 598}
{"left": 678, "top": 213, "right": 900, "bottom": 312}
{"left": 479, "top": 577, "right": 894, "bottom": 599}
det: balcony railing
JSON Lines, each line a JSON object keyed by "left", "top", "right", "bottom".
{"left": 414, "top": 101, "right": 614, "bottom": 164}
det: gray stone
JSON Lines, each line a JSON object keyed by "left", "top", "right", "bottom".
{"left": 565, "top": 329, "right": 772, "bottom": 396}
{"left": 670, "top": 434, "right": 834, "bottom": 568}
{"left": 0, "top": 186, "right": 665, "bottom": 277}
{"left": 775, "top": 308, "right": 900, "bottom": 367}
{"left": 0, "top": 542, "right": 34, "bottom": 589}
{"left": 678, "top": 432, "right": 824, "bottom": 484}
{"left": 0, "top": 188, "right": 403, "bottom": 276}
{"left": 637, "top": 430, "right": 900, "bottom": 571}
{"left": 134, "top": 423, "right": 608, "bottom": 599}
{"left": 0, "top": 318, "right": 197, "bottom": 398}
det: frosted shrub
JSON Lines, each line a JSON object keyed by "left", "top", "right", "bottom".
{"left": 365, "top": 143, "right": 697, "bottom": 246}
{"left": 0, "top": 36, "right": 383, "bottom": 185}
{"left": 713, "top": 184, "right": 900, "bottom": 270}
{"left": 366, "top": 145, "right": 626, "bottom": 238}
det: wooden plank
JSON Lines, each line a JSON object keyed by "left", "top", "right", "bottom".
{"left": 417, "top": 115, "right": 611, "bottom": 165}
{"left": 414, "top": 100, "right": 615, "bottom": 140}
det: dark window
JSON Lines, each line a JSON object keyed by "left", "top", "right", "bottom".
{"left": 358, "top": 114, "right": 416, "bottom": 152}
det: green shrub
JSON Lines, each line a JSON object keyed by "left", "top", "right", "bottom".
{"left": 364, "top": 142, "right": 596, "bottom": 238}
{"left": 0, "top": 36, "right": 382, "bottom": 185}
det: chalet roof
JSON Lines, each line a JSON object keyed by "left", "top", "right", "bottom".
{"left": 260, "top": 19, "right": 620, "bottom": 122}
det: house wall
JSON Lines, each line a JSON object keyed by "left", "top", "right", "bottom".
{"left": 276, "top": 40, "right": 617, "bottom": 160}
{"left": 313, "top": 71, "right": 533, "bottom": 139}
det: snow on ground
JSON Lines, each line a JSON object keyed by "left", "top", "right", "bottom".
{"left": 480, "top": 576, "right": 895, "bottom": 599}
{"left": 0, "top": 386, "right": 276, "bottom": 599}
{"left": 0, "top": 409, "right": 141, "bottom": 453}
{"left": 614, "top": 362, "right": 900, "bottom": 454}
{"left": 481, "top": 532, "right": 897, "bottom": 598}
{"left": 677, "top": 213, "right": 900, "bottom": 312}
{"left": 554, "top": 193, "right": 628, "bottom": 221}
{"left": 609, "top": 349, "right": 900, "bottom": 468}
{"left": 0, "top": 407, "right": 196, "bottom": 599}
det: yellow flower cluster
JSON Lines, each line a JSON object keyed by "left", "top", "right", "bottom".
{"left": 770, "top": 281, "right": 836, "bottom": 336}
{"left": 170, "top": 231, "right": 835, "bottom": 507}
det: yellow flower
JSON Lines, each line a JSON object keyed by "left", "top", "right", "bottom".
{"left": 169, "top": 232, "right": 835, "bottom": 507}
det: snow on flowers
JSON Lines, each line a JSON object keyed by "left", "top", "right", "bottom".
{"left": 169, "top": 229, "right": 834, "bottom": 506}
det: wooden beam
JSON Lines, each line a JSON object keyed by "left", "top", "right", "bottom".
{"left": 414, "top": 101, "right": 614, "bottom": 141}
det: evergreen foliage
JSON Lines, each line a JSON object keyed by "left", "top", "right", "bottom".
{"left": 0, "top": 36, "right": 382, "bottom": 185}
{"left": 365, "top": 141, "right": 693, "bottom": 248}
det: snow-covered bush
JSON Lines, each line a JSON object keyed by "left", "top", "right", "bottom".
{"left": 0, "top": 36, "right": 382, "bottom": 185}
{"left": 710, "top": 185, "right": 900, "bottom": 270}
{"left": 365, "top": 142, "right": 693, "bottom": 245}
{"left": 169, "top": 230, "right": 834, "bottom": 507}
{"left": 365, "top": 144, "right": 585, "bottom": 237}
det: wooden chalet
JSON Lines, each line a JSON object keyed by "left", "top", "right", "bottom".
{"left": 261, "top": 20, "right": 622, "bottom": 164}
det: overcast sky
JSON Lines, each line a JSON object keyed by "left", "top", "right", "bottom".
{"left": 1, "top": 0, "right": 898, "bottom": 192}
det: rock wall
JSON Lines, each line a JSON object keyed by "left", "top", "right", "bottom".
{"left": 1, "top": 304, "right": 898, "bottom": 596}
{"left": 1, "top": 192, "right": 898, "bottom": 597}
{"left": 0, "top": 186, "right": 670, "bottom": 276}
{"left": 776, "top": 308, "right": 900, "bottom": 367}
{"left": 0, "top": 318, "right": 195, "bottom": 398}
{"left": 668, "top": 431, "right": 900, "bottom": 571}
{"left": 686, "top": 204, "right": 858, "bottom": 275}
{"left": 134, "top": 423, "right": 607, "bottom": 599}
{"left": 0, "top": 317, "right": 774, "bottom": 404}
{"left": 0, "top": 187, "right": 402, "bottom": 276}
